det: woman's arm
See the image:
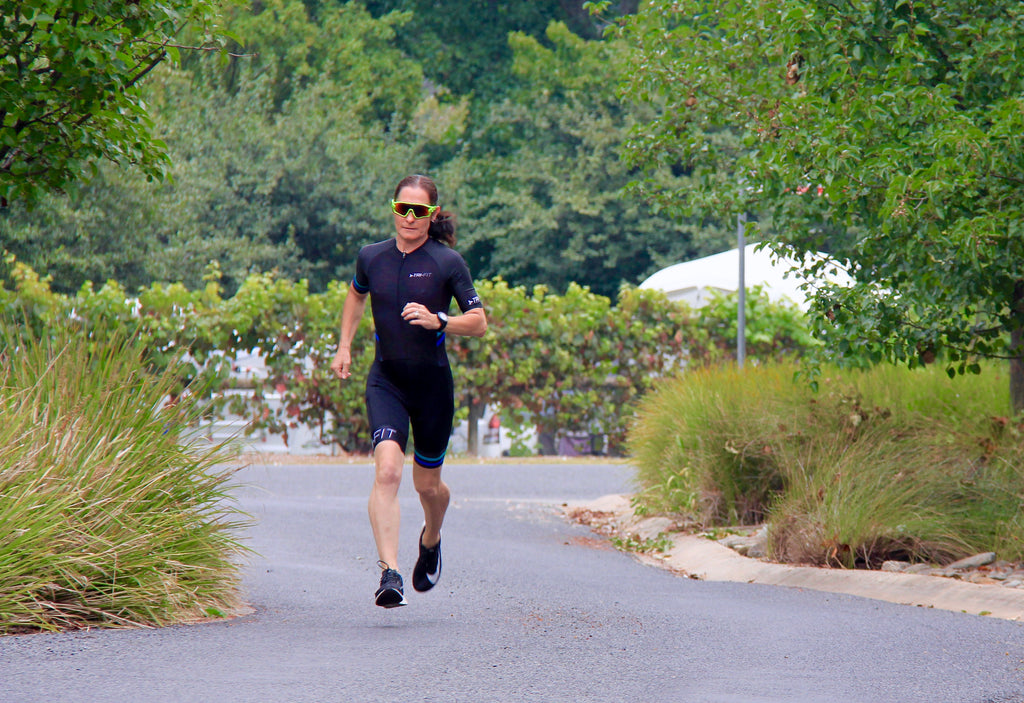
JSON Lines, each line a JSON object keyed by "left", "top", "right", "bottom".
{"left": 331, "top": 286, "right": 368, "bottom": 379}
{"left": 444, "top": 307, "right": 487, "bottom": 337}
{"left": 401, "top": 303, "right": 487, "bottom": 338}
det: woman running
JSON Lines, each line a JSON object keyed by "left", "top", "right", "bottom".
{"left": 331, "top": 174, "right": 487, "bottom": 607}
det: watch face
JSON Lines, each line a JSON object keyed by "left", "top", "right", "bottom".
{"left": 438, "top": 312, "right": 448, "bottom": 322}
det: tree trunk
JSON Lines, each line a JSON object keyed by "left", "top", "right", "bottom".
{"left": 1012, "top": 329, "right": 1024, "bottom": 415}
{"left": 466, "top": 397, "right": 486, "bottom": 456}
{"left": 1012, "top": 281, "right": 1024, "bottom": 415}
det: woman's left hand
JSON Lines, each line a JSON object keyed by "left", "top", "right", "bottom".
{"left": 402, "top": 302, "right": 440, "bottom": 330}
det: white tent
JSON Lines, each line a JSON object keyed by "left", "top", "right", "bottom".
{"left": 639, "top": 244, "right": 852, "bottom": 310}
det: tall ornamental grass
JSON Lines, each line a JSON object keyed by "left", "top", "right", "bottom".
{"left": 0, "top": 323, "right": 249, "bottom": 633}
{"left": 629, "top": 363, "right": 1024, "bottom": 567}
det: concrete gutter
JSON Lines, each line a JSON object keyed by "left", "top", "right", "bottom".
{"left": 569, "top": 494, "right": 1024, "bottom": 622}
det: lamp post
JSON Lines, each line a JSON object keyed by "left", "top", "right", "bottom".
{"left": 737, "top": 213, "right": 747, "bottom": 369}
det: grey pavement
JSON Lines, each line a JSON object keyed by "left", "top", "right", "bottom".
{"left": 1, "top": 461, "right": 1023, "bottom": 703}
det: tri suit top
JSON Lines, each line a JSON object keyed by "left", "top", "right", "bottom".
{"left": 352, "top": 237, "right": 483, "bottom": 467}
{"left": 353, "top": 237, "right": 483, "bottom": 366}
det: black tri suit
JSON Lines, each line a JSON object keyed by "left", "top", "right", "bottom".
{"left": 352, "top": 237, "right": 482, "bottom": 467}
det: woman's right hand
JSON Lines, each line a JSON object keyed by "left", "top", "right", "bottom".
{"left": 331, "top": 347, "right": 352, "bottom": 379}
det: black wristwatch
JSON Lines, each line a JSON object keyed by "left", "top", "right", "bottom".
{"left": 436, "top": 311, "right": 448, "bottom": 330}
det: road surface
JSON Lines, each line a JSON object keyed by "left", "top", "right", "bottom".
{"left": 1, "top": 461, "right": 1022, "bottom": 702}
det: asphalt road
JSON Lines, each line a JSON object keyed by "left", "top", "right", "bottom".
{"left": 2, "top": 461, "right": 1023, "bottom": 703}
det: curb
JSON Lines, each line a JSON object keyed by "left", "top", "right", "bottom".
{"left": 567, "top": 494, "right": 1024, "bottom": 622}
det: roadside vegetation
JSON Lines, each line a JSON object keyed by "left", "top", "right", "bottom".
{"left": 629, "top": 363, "right": 1024, "bottom": 568}
{"left": 0, "top": 323, "right": 248, "bottom": 634}
{"left": 0, "top": 263, "right": 812, "bottom": 456}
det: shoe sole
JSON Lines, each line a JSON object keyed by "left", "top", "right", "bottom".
{"left": 375, "top": 588, "right": 407, "bottom": 608}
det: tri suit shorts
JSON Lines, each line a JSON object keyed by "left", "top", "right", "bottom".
{"left": 365, "top": 359, "right": 454, "bottom": 469}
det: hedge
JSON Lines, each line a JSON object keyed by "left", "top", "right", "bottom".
{"left": 1, "top": 256, "right": 813, "bottom": 455}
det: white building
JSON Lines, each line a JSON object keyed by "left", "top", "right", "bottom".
{"left": 639, "top": 244, "right": 853, "bottom": 310}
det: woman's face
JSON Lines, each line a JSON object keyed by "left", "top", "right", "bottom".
{"left": 393, "top": 185, "right": 435, "bottom": 249}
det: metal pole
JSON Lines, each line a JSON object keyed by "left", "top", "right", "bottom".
{"left": 737, "top": 213, "right": 747, "bottom": 369}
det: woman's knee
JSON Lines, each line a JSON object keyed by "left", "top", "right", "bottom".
{"left": 374, "top": 465, "right": 403, "bottom": 490}
{"left": 415, "top": 480, "right": 443, "bottom": 500}
{"left": 413, "top": 470, "right": 448, "bottom": 500}
{"left": 373, "top": 442, "right": 405, "bottom": 487}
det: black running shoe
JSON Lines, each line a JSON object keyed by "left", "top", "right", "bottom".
{"left": 375, "top": 561, "right": 407, "bottom": 608}
{"left": 412, "top": 527, "right": 442, "bottom": 593}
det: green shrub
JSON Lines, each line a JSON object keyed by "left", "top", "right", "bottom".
{"left": 629, "top": 362, "right": 1024, "bottom": 566}
{"left": 0, "top": 322, "right": 248, "bottom": 633}
{"left": 628, "top": 364, "right": 807, "bottom": 524}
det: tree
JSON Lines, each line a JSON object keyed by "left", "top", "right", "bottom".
{"left": 201, "top": 0, "right": 423, "bottom": 118}
{"left": 0, "top": 0, "right": 222, "bottom": 207}
{"left": 614, "top": 0, "right": 1024, "bottom": 411}
{"left": 443, "top": 22, "right": 733, "bottom": 298}
{"left": 0, "top": 68, "right": 302, "bottom": 295}
{"left": 2, "top": 3, "right": 436, "bottom": 295}
{"left": 361, "top": 0, "right": 639, "bottom": 103}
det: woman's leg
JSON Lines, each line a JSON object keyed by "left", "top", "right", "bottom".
{"left": 412, "top": 462, "right": 450, "bottom": 548}
{"left": 368, "top": 439, "right": 406, "bottom": 570}
{"left": 409, "top": 364, "right": 454, "bottom": 549}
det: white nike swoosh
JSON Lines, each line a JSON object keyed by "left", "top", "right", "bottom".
{"left": 426, "top": 556, "right": 441, "bottom": 585}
